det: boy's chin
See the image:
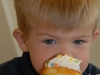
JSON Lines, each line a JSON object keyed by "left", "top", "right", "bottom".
{"left": 34, "top": 67, "right": 43, "bottom": 74}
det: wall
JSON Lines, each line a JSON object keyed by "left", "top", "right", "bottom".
{"left": 90, "top": 14, "right": 100, "bottom": 67}
{"left": 0, "top": 0, "right": 22, "bottom": 64}
{"left": 0, "top": 0, "right": 100, "bottom": 68}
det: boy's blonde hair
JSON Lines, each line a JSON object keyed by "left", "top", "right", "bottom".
{"left": 14, "top": 0, "right": 100, "bottom": 36}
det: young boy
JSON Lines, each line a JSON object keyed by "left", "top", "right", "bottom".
{"left": 0, "top": 0, "right": 100, "bottom": 75}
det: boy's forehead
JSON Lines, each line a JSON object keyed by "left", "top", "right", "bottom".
{"left": 32, "top": 19, "right": 95, "bottom": 34}
{"left": 30, "top": 25, "right": 94, "bottom": 40}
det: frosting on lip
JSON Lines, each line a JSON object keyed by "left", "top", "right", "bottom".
{"left": 45, "top": 54, "right": 82, "bottom": 72}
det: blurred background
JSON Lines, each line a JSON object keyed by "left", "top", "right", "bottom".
{"left": 0, "top": 0, "right": 100, "bottom": 68}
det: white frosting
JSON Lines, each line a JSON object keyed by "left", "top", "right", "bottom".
{"left": 45, "top": 54, "right": 82, "bottom": 72}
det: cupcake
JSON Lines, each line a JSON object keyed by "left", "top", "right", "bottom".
{"left": 42, "top": 54, "right": 82, "bottom": 75}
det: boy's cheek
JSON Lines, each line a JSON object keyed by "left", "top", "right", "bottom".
{"left": 30, "top": 58, "right": 44, "bottom": 74}
{"left": 80, "top": 56, "right": 89, "bottom": 72}
{"left": 30, "top": 53, "right": 53, "bottom": 74}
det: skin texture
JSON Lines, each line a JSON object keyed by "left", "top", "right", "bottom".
{"left": 13, "top": 21, "right": 99, "bottom": 74}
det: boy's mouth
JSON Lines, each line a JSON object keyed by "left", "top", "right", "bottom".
{"left": 44, "top": 54, "right": 82, "bottom": 72}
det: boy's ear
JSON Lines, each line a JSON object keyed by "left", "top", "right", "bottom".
{"left": 92, "top": 30, "right": 99, "bottom": 43}
{"left": 13, "top": 28, "right": 28, "bottom": 52}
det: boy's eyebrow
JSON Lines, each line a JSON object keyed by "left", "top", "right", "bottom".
{"left": 75, "top": 35, "right": 92, "bottom": 38}
{"left": 38, "top": 33, "right": 92, "bottom": 38}
{"left": 37, "top": 33, "right": 60, "bottom": 39}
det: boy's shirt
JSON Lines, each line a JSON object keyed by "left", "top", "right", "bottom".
{"left": 0, "top": 52, "right": 100, "bottom": 75}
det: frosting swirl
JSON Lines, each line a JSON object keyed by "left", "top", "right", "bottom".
{"left": 45, "top": 54, "right": 82, "bottom": 72}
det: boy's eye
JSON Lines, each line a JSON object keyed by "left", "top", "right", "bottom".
{"left": 43, "top": 39, "right": 56, "bottom": 45}
{"left": 73, "top": 40, "right": 84, "bottom": 44}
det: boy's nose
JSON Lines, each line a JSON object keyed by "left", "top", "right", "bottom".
{"left": 58, "top": 45, "right": 73, "bottom": 57}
